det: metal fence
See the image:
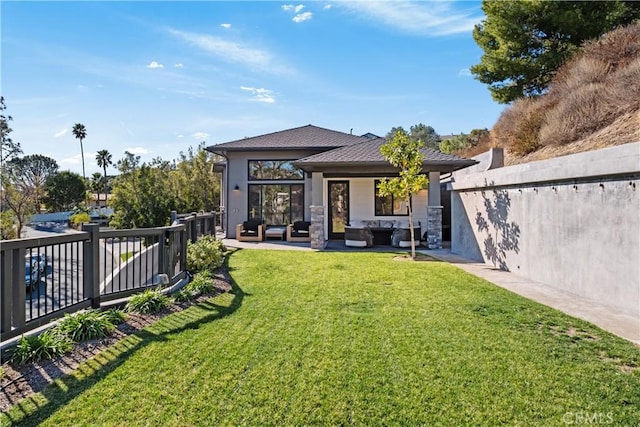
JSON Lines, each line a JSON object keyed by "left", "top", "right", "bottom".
{"left": 0, "top": 211, "right": 216, "bottom": 342}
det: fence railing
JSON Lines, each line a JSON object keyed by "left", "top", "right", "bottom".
{"left": 0, "top": 211, "right": 217, "bottom": 343}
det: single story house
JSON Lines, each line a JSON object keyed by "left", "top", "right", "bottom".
{"left": 206, "top": 124, "right": 476, "bottom": 249}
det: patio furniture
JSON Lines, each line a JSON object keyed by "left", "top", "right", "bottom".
{"left": 391, "top": 221, "right": 421, "bottom": 248}
{"left": 236, "top": 220, "right": 264, "bottom": 242}
{"left": 265, "top": 226, "right": 287, "bottom": 241}
{"left": 344, "top": 226, "right": 374, "bottom": 248}
{"left": 286, "top": 221, "right": 311, "bottom": 242}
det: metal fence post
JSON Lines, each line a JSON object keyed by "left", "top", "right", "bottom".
{"left": 171, "top": 210, "right": 177, "bottom": 225}
{"left": 159, "top": 229, "right": 169, "bottom": 276}
{"left": 11, "top": 248, "right": 27, "bottom": 330}
{"left": 1, "top": 250, "right": 14, "bottom": 334}
{"left": 191, "top": 212, "right": 198, "bottom": 242}
{"left": 180, "top": 225, "right": 188, "bottom": 273}
{"left": 82, "top": 223, "right": 101, "bottom": 309}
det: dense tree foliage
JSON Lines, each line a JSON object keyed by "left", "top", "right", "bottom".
{"left": 109, "top": 153, "right": 174, "bottom": 229}
{"left": 170, "top": 143, "right": 221, "bottom": 213}
{"left": 96, "top": 149, "right": 112, "bottom": 207}
{"left": 6, "top": 154, "right": 59, "bottom": 212}
{"left": 378, "top": 130, "right": 428, "bottom": 260}
{"left": 0, "top": 175, "right": 34, "bottom": 238}
{"left": 109, "top": 146, "right": 221, "bottom": 229}
{"left": 439, "top": 129, "right": 490, "bottom": 154}
{"left": 90, "top": 172, "right": 105, "bottom": 195}
{"left": 385, "top": 123, "right": 440, "bottom": 151}
{"left": 43, "top": 171, "right": 86, "bottom": 211}
{"left": 0, "top": 96, "right": 22, "bottom": 163}
{"left": 471, "top": 0, "right": 640, "bottom": 103}
{"left": 0, "top": 210, "right": 17, "bottom": 240}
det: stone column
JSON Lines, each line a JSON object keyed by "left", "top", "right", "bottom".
{"left": 426, "top": 206, "right": 443, "bottom": 249}
{"left": 425, "top": 171, "right": 443, "bottom": 249}
{"left": 310, "top": 205, "right": 326, "bottom": 250}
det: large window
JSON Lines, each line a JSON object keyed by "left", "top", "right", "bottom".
{"left": 374, "top": 180, "right": 409, "bottom": 216}
{"left": 248, "top": 160, "right": 304, "bottom": 181}
{"left": 248, "top": 184, "right": 304, "bottom": 225}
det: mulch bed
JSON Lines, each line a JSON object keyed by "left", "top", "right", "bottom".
{"left": 0, "top": 269, "right": 233, "bottom": 413}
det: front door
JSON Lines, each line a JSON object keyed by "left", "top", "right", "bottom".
{"left": 328, "top": 181, "right": 349, "bottom": 239}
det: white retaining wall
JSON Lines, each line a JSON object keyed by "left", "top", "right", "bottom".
{"left": 450, "top": 143, "right": 640, "bottom": 317}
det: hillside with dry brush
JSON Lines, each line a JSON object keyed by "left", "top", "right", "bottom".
{"left": 455, "top": 22, "right": 640, "bottom": 165}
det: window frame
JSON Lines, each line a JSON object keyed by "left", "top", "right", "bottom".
{"left": 374, "top": 179, "right": 411, "bottom": 216}
{"left": 248, "top": 183, "right": 305, "bottom": 225}
{"left": 247, "top": 159, "right": 304, "bottom": 181}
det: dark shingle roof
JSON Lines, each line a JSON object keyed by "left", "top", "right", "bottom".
{"left": 294, "top": 137, "right": 477, "bottom": 168}
{"left": 205, "top": 124, "right": 368, "bottom": 152}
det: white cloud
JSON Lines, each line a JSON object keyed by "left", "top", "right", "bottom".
{"left": 282, "top": 4, "right": 305, "bottom": 13}
{"left": 147, "top": 61, "right": 164, "bottom": 69}
{"left": 191, "top": 132, "right": 210, "bottom": 141}
{"left": 167, "top": 28, "right": 289, "bottom": 74}
{"left": 176, "top": 134, "right": 185, "bottom": 139}
{"left": 174, "top": 63, "right": 184, "bottom": 68}
{"left": 240, "top": 86, "right": 276, "bottom": 104}
{"left": 458, "top": 68, "right": 472, "bottom": 77}
{"left": 337, "top": 1, "right": 482, "bottom": 36}
{"left": 293, "top": 12, "right": 312, "bottom": 23}
{"left": 324, "top": 4, "right": 332, "bottom": 10}
{"left": 54, "top": 128, "right": 68, "bottom": 138}
{"left": 220, "top": 23, "right": 231, "bottom": 29}
{"left": 125, "top": 147, "right": 150, "bottom": 155}
{"left": 60, "top": 154, "right": 82, "bottom": 166}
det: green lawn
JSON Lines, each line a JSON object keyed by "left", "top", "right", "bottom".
{"left": 3, "top": 250, "right": 639, "bottom": 426}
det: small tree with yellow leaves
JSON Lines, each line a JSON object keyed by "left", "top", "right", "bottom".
{"left": 377, "top": 130, "right": 428, "bottom": 260}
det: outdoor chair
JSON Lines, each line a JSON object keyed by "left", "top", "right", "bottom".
{"left": 236, "top": 220, "right": 264, "bottom": 242}
{"left": 344, "top": 226, "right": 374, "bottom": 248}
{"left": 286, "top": 221, "right": 311, "bottom": 242}
{"left": 391, "top": 221, "right": 421, "bottom": 248}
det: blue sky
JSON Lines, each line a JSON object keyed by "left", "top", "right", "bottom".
{"left": 2, "top": 0, "right": 504, "bottom": 176}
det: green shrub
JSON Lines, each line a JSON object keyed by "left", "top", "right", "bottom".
{"left": 174, "top": 270, "right": 216, "bottom": 302}
{"left": 186, "top": 270, "right": 215, "bottom": 295}
{"left": 173, "top": 288, "right": 197, "bottom": 303}
{"left": 125, "top": 289, "right": 171, "bottom": 314}
{"left": 101, "top": 309, "right": 127, "bottom": 325}
{"left": 10, "top": 330, "right": 73, "bottom": 365}
{"left": 186, "top": 235, "right": 225, "bottom": 273}
{"left": 70, "top": 212, "right": 90, "bottom": 228}
{"left": 57, "top": 310, "right": 115, "bottom": 342}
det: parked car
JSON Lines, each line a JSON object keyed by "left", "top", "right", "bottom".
{"left": 30, "top": 253, "right": 47, "bottom": 273}
{"left": 25, "top": 260, "right": 41, "bottom": 290}
{"left": 24, "top": 253, "right": 47, "bottom": 290}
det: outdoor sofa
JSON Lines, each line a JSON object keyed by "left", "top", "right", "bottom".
{"left": 345, "top": 219, "right": 421, "bottom": 248}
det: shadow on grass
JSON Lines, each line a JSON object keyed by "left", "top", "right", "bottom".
{"left": 2, "top": 251, "right": 246, "bottom": 427}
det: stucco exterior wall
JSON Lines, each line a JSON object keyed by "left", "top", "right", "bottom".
{"left": 450, "top": 143, "right": 640, "bottom": 317}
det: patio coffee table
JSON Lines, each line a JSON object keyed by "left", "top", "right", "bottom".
{"left": 264, "top": 226, "right": 286, "bottom": 240}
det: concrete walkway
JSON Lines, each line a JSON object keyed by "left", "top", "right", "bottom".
{"left": 422, "top": 248, "right": 640, "bottom": 346}
{"left": 222, "top": 237, "right": 639, "bottom": 345}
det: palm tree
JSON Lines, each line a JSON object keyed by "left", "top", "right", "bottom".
{"left": 96, "top": 149, "right": 112, "bottom": 208}
{"left": 72, "top": 123, "right": 87, "bottom": 182}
